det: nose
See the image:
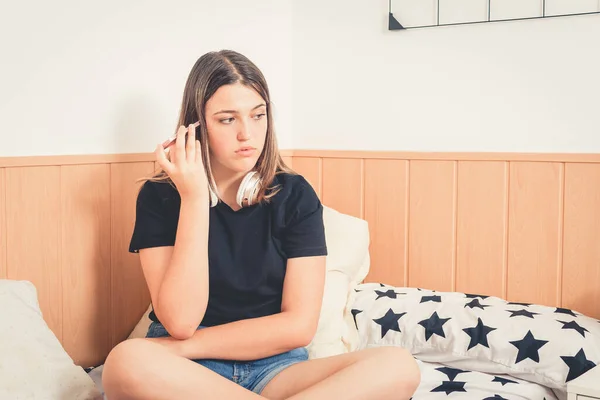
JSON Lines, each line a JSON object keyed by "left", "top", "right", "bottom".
{"left": 237, "top": 122, "right": 251, "bottom": 141}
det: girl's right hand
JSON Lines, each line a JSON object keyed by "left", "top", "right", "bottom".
{"left": 155, "top": 122, "right": 209, "bottom": 200}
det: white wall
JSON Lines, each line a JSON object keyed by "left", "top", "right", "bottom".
{"left": 3, "top": 1, "right": 599, "bottom": 157}
{"left": 292, "top": 0, "right": 600, "bottom": 152}
{"left": 0, "top": 0, "right": 293, "bottom": 157}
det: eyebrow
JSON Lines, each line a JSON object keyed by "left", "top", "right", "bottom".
{"left": 213, "top": 103, "right": 266, "bottom": 116}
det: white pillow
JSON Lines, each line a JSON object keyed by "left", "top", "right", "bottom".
{"left": 128, "top": 205, "right": 371, "bottom": 359}
{"left": 0, "top": 280, "right": 103, "bottom": 400}
{"left": 351, "top": 283, "right": 600, "bottom": 400}
{"left": 307, "top": 205, "right": 370, "bottom": 358}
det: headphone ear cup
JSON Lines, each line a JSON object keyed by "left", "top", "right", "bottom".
{"left": 236, "top": 171, "right": 261, "bottom": 208}
{"left": 209, "top": 185, "right": 219, "bottom": 207}
{"left": 207, "top": 168, "right": 219, "bottom": 208}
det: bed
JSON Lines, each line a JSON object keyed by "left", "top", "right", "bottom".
{"left": 0, "top": 150, "right": 599, "bottom": 399}
{"left": 82, "top": 281, "right": 598, "bottom": 400}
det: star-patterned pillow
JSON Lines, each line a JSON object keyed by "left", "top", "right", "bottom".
{"left": 411, "top": 359, "right": 558, "bottom": 399}
{"left": 350, "top": 283, "right": 600, "bottom": 400}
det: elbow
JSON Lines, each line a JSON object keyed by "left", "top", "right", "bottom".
{"left": 296, "top": 334, "right": 314, "bottom": 348}
{"left": 160, "top": 315, "right": 203, "bottom": 340}
{"left": 285, "top": 311, "right": 319, "bottom": 348}
{"left": 166, "top": 324, "right": 196, "bottom": 340}
{"left": 154, "top": 302, "right": 207, "bottom": 340}
{"left": 293, "top": 322, "right": 318, "bottom": 348}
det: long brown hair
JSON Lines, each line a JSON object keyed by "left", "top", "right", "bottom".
{"left": 139, "top": 50, "right": 293, "bottom": 202}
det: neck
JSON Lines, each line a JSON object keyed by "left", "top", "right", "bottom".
{"left": 211, "top": 165, "right": 246, "bottom": 209}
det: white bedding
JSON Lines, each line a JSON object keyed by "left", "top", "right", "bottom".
{"left": 86, "top": 365, "right": 107, "bottom": 400}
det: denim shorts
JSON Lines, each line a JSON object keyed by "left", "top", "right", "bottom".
{"left": 146, "top": 321, "right": 309, "bottom": 394}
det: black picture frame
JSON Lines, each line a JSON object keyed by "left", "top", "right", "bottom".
{"left": 389, "top": 0, "right": 600, "bottom": 30}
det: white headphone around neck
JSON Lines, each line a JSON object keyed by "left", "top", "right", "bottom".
{"left": 208, "top": 170, "right": 262, "bottom": 208}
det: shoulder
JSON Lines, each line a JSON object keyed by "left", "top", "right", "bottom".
{"left": 268, "top": 172, "right": 322, "bottom": 225}
{"left": 269, "top": 172, "right": 327, "bottom": 257}
{"left": 269, "top": 172, "right": 318, "bottom": 206}
{"left": 136, "top": 179, "right": 180, "bottom": 207}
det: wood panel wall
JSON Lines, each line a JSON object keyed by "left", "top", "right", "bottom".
{"left": 0, "top": 152, "right": 292, "bottom": 368}
{"left": 0, "top": 150, "right": 598, "bottom": 369}
{"left": 292, "top": 151, "right": 600, "bottom": 321}
{"left": 0, "top": 156, "right": 152, "bottom": 368}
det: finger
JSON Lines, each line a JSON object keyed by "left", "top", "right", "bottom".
{"left": 161, "top": 134, "right": 176, "bottom": 150}
{"left": 155, "top": 144, "right": 173, "bottom": 174}
{"left": 168, "top": 138, "right": 177, "bottom": 164}
{"left": 186, "top": 123, "right": 196, "bottom": 163}
{"left": 175, "top": 125, "right": 186, "bottom": 163}
{"left": 195, "top": 140, "right": 202, "bottom": 164}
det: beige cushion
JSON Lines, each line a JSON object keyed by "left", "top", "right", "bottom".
{"left": 129, "top": 205, "right": 371, "bottom": 359}
{"left": 0, "top": 280, "right": 102, "bottom": 400}
{"left": 127, "top": 304, "right": 152, "bottom": 340}
{"left": 306, "top": 206, "right": 370, "bottom": 358}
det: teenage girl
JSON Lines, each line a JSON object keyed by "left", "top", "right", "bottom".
{"left": 102, "top": 49, "right": 420, "bottom": 400}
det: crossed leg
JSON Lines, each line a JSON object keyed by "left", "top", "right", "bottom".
{"left": 102, "top": 339, "right": 420, "bottom": 400}
{"left": 102, "top": 339, "right": 264, "bottom": 400}
{"left": 261, "top": 346, "right": 421, "bottom": 400}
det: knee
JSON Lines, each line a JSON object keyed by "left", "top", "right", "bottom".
{"left": 102, "top": 339, "right": 154, "bottom": 397}
{"left": 373, "top": 347, "right": 421, "bottom": 395}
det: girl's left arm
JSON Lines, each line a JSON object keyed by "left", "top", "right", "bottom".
{"left": 148, "top": 254, "right": 327, "bottom": 361}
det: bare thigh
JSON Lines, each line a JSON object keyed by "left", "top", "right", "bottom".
{"left": 102, "top": 338, "right": 263, "bottom": 400}
{"left": 260, "top": 347, "right": 420, "bottom": 400}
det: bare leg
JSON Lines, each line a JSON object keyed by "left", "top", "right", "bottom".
{"left": 102, "top": 338, "right": 265, "bottom": 400}
{"left": 261, "top": 347, "right": 420, "bottom": 400}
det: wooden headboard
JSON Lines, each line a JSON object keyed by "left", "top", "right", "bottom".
{"left": 1, "top": 150, "right": 599, "bottom": 368}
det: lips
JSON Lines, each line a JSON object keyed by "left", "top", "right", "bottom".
{"left": 236, "top": 147, "right": 256, "bottom": 157}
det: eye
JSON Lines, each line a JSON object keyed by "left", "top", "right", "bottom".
{"left": 220, "top": 117, "right": 235, "bottom": 124}
{"left": 254, "top": 113, "right": 266, "bottom": 120}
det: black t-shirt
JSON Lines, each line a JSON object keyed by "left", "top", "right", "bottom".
{"left": 128, "top": 172, "right": 328, "bottom": 327}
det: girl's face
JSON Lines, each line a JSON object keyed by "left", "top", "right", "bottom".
{"left": 204, "top": 82, "right": 268, "bottom": 178}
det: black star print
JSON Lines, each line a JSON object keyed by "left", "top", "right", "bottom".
{"left": 507, "top": 301, "right": 531, "bottom": 307}
{"left": 420, "top": 295, "right": 441, "bottom": 303}
{"left": 492, "top": 376, "right": 518, "bottom": 386}
{"left": 465, "top": 293, "right": 490, "bottom": 299}
{"left": 435, "top": 367, "right": 469, "bottom": 381}
{"left": 379, "top": 283, "right": 387, "bottom": 287}
{"left": 373, "top": 309, "right": 406, "bottom": 339}
{"left": 483, "top": 396, "right": 508, "bottom": 400}
{"left": 557, "top": 320, "right": 588, "bottom": 338}
{"left": 463, "top": 318, "right": 496, "bottom": 350}
{"left": 465, "top": 298, "right": 490, "bottom": 310}
{"left": 509, "top": 330, "right": 548, "bottom": 363}
{"left": 561, "top": 348, "right": 597, "bottom": 382}
{"left": 375, "top": 289, "right": 404, "bottom": 300}
{"left": 555, "top": 307, "right": 578, "bottom": 317}
{"left": 431, "top": 381, "right": 466, "bottom": 395}
{"left": 418, "top": 312, "right": 451, "bottom": 341}
{"left": 351, "top": 309, "right": 363, "bottom": 330}
{"left": 507, "top": 309, "right": 539, "bottom": 319}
